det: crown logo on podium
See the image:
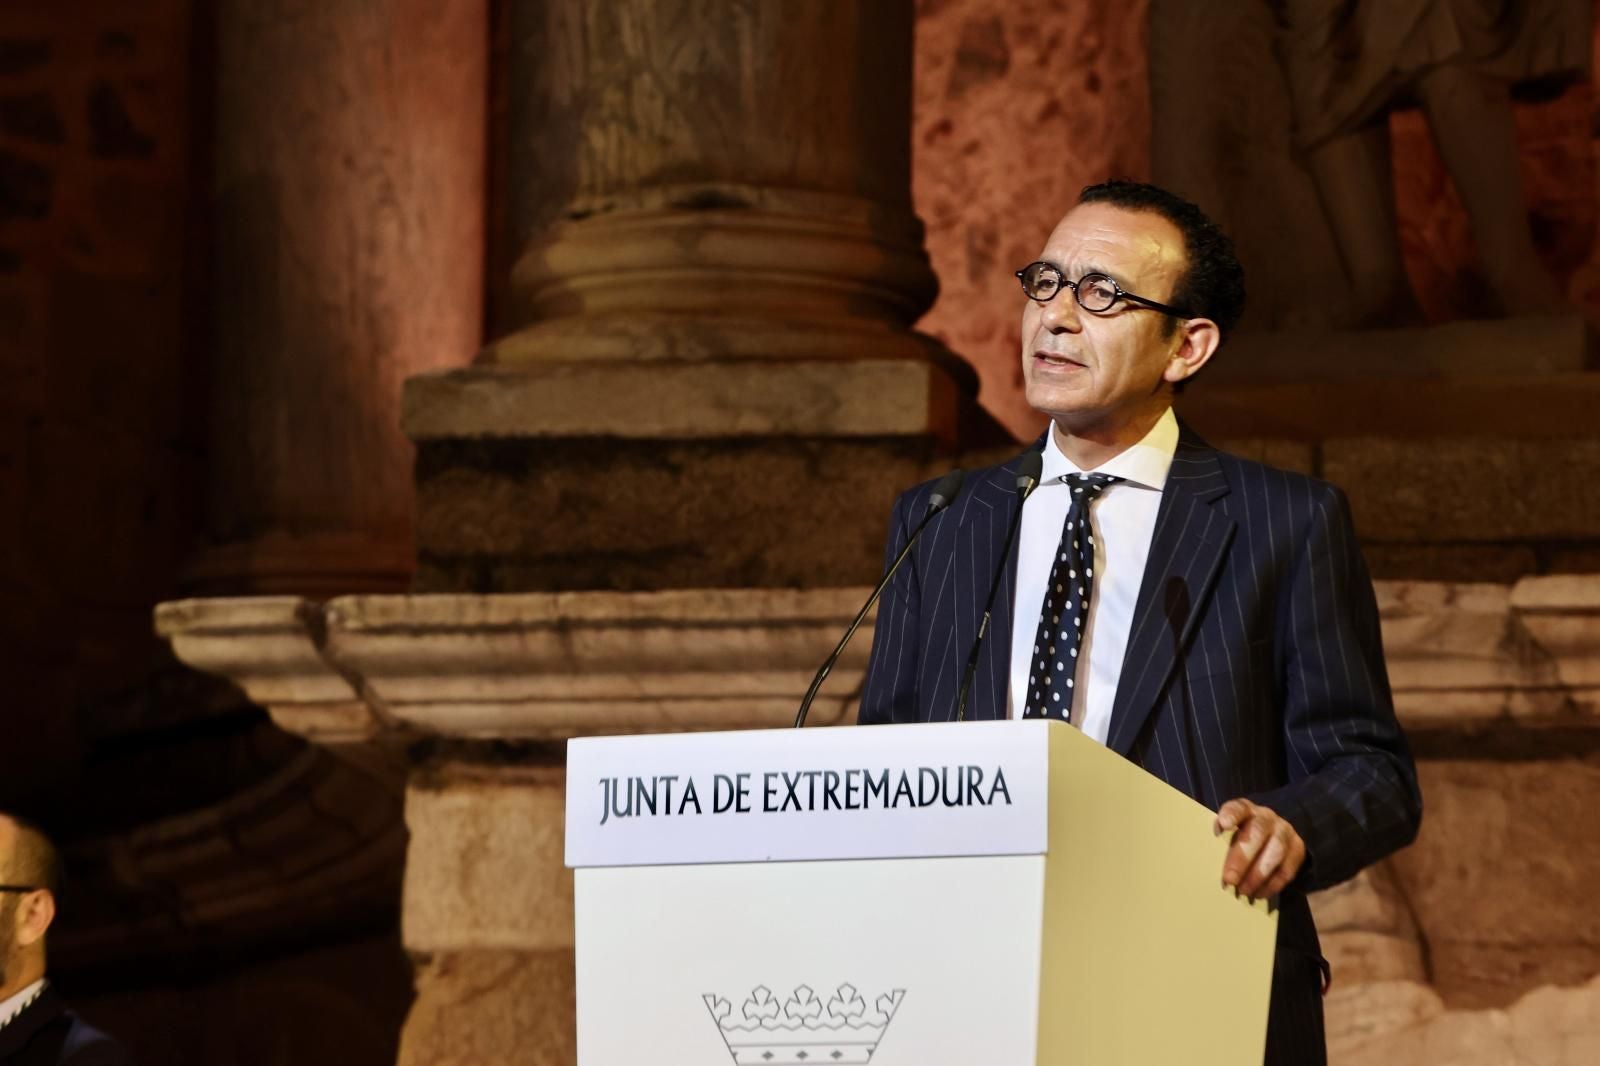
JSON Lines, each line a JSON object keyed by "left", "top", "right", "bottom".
{"left": 703, "top": 983, "right": 905, "bottom": 1064}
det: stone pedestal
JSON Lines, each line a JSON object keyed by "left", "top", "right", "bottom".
{"left": 156, "top": 576, "right": 1600, "bottom": 1064}
{"left": 409, "top": 0, "right": 997, "bottom": 594}
{"left": 189, "top": 0, "right": 487, "bottom": 597}
{"left": 1173, "top": 315, "right": 1600, "bottom": 583}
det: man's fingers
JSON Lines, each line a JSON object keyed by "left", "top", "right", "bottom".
{"left": 1214, "top": 797, "right": 1256, "bottom": 836}
{"left": 1258, "top": 863, "right": 1297, "bottom": 901}
{"left": 1237, "top": 830, "right": 1287, "bottom": 898}
{"left": 1221, "top": 816, "right": 1268, "bottom": 888}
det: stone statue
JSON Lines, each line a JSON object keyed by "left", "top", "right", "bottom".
{"left": 1272, "top": 0, "right": 1590, "bottom": 325}
{"left": 1150, "top": 0, "right": 1590, "bottom": 330}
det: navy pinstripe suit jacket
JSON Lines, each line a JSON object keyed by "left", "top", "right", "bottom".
{"left": 858, "top": 423, "right": 1422, "bottom": 1056}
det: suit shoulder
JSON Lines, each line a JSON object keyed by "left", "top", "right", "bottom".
{"left": 1211, "top": 448, "right": 1348, "bottom": 509}
{"left": 60, "top": 1015, "right": 131, "bottom": 1066}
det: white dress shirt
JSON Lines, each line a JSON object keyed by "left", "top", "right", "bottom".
{"left": 0, "top": 978, "right": 46, "bottom": 1031}
{"left": 1008, "top": 407, "right": 1178, "bottom": 743}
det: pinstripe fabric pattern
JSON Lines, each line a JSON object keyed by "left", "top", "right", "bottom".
{"left": 858, "top": 424, "right": 1422, "bottom": 1066}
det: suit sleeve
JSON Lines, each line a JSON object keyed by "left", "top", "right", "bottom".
{"left": 1249, "top": 482, "right": 1423, "bottom": 891}
{"left": 63, "top": 1031, "right": 134, "bottom": 1066}
{"left": 857, "top": 490, "right": 922, "bottom": 725}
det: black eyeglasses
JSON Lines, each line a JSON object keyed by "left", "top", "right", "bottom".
{"left": 1015, "top": 261, "right": 1192, "bottom": 318}
{"left": 0, "top": 885, "right": 39, "bottom": 893}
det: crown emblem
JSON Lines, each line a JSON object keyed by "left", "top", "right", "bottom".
{"left": 703, "top": 983, "right": 905, "bottom": 1064}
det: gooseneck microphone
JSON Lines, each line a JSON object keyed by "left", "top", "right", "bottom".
{"left": 954, "top": 448, "right": 1043, "bottom": 722}
{"left": 793, "top": 468, "right": 966, "bottom": 728}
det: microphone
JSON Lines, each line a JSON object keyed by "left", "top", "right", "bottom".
{"left": 954, "top": 447, "right": 1043, "bottom": 722}
{"left": 793, "top": 467, "right": 966, "bottom": 728}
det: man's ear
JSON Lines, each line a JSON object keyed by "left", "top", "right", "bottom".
{"left": 14, "top": 890, "right": 54, "bottom": 949}
{"left": 1164, "top": 316, "right": 1221, "bottom": 385}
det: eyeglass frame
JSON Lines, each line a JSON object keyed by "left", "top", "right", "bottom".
{"left": 1015, "top": 261, "right": 1194, "bottom": 319}
{"left": 0, "top": 885, "right": 40, "bottom": 893}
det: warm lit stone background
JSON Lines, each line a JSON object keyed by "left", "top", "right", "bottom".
{"left": 913, "top": 0, "right": 1600, "bottom": 438}
{"left": 3, "top": 1, "right": 1599, "bottom": 1065}
{"left": 0, "top": 0, "right": 203, "bottom": 798}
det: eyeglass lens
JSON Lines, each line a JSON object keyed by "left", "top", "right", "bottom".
{"left": 1018, "top": 263, "right": 1120, "bottom": 312}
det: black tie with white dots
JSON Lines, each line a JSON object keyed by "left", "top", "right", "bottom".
{"left": 1023, "top": 472, "right": 1122, "bottom": 722}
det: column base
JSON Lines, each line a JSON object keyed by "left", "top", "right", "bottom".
{"left": 403, "top": 357, "right": 1005, "bottom": 592}
{"left": 182, "top": 531, "right": 415, "bottom": 597}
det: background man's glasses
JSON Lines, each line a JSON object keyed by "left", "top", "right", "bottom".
{"left": 0, "top": 884, "right": 39, "bottom": 893}
{"left": 1015, "top": 261, "right": 1192, "bottom": 318}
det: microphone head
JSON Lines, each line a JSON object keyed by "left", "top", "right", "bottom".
{"left": 1015, "top": 448, "right": 1043, "bottom": 495}
{"left": 926, "top": 467, "right": 966, "bottom": 514}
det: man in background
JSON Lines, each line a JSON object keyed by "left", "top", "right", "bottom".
{"left": 0, "top": 814, "right": 127, "bottom": 1066}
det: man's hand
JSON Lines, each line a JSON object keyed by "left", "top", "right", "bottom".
{"left": 1214, "top": 798, "right": 1306, "bottom": 901}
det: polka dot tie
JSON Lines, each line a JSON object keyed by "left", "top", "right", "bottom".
{"left": 1023, "top": 472, "right": 1122, "bottom": 722}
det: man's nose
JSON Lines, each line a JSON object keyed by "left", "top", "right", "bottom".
{"left": 1040, "top": 289, "right": 1082, "bottom": 332}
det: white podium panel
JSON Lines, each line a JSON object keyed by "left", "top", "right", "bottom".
{"left": 567, "top": 721, "right": 1277, "bottom": 1066}
{"left": 575, "top": 856, "right": 1045, "bottom": 1065}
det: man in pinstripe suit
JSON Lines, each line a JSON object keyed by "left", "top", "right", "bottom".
{"left": 858, "top": 180, "right": 1421, "bottom": 1065}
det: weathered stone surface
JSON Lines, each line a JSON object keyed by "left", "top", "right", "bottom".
{"left": 1364, "top": 545, "right": 1547, "bottom": 584}
{"left": 413, "top": 437, "right": 946, "bottom": 593}
{"left": 1209, "top": 315, "right": 1590, "bottom": 384}
{"left": 0, "top": 148, "right": 51, "bottom": 219}
{"left": 399, "top": 949, "right": 575, "bottom": 1066}
{"left": 403, "top": 764, "right": 572, "bottom": 952}
{"left": 86, "top": 79, "right": 153, "bottom": 157}
{"left": 0, "top": 90, "right": 63, "bottom": 143}
{"left": 1389, "top": 759, "right": 1600, "bottom": 1008}
{"left": 913, "top": 0, "right": 1151, "bottom": 438}
{"left": 200, "top": 0, "right": 486, "bottom": 595}
{"left": 1210, "top": 438, "right": 1316, "bottom": 476}
{"left": 404, "top": 357, "right": 963, "bottom": 443}
{"left": 327, "top": 587, "right": 872, "bottom": 737}
{"left": 1335, "top": 974, "right": 1600, "bottom": 1066}
{"left": 1325, "top": 980, "right": 1446, "bottom": 1058}
{"left": 1310, "top": 865, "right": 1427, "bottom": 987}
{"left": 1180, "top": 374, "right": 1600, "bottom": 443}
{"left": 0, "top": 38, "right": 51, "bottom": 76}
{"left": 1325, "top": 438, "right": 1600, "bottom": 543}
{"left": 160, "top": 576, "right": 1600, "bottom": 744}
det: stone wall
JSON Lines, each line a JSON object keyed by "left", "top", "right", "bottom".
{"left": 0, "top": 0, "right": 203, "bottom": 796}
{"left": 914, "top": 0, "right": 1600, "bottom": 438}
{"left": 155, "top": 578, "right": 1600, "bottom": 1066}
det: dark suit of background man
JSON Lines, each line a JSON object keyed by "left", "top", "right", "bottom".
{"left": 858, "top": 180, "right": 1422, "bottom": 1066}
{"left": 0, "top": 815, "right": 127, "bottom": 1066}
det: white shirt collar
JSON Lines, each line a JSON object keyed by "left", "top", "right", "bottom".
{"left": 1040, "top": 406, "right": 1179, "bottom": 490}
{"left": 0, "top": 978, "right": 46, "bottom": 1030}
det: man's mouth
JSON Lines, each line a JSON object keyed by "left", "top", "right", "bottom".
{"left": 1033, "top": 351, "right": 1085, "bottom": 369}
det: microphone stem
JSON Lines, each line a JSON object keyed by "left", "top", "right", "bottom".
{"left": 955, "top": 482, "right": 1035, "bottom": 721}
{"left": 793, "top": 507, "right": 937, "bottom": 728}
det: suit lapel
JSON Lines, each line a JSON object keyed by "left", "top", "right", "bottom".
{"left": 0, "top": 985, "right": 64, "bottom": 1060}
{"left": 949, "top": 442, "right": 1040, "bottom": 722}
{"left": 1106, "top": 432, "right": 1236, "bottom": 756}
{"left": 958, "top": 460, "right": 1022, "bottom": 721}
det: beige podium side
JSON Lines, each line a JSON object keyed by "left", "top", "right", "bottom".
{"left": 565, "top": 720, "right": 1276, "bottom": 1065}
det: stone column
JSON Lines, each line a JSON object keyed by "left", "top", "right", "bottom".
{"left": 405, "top": 0, "right": 996, "bottom": 594}
{"left": 187, "top": 0, "right": 487, "bottom": 597}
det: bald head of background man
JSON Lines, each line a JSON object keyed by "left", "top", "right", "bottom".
{"left": 0, "top": 816, "right": 61, "bottom": 1003}
{"left": 0, "top": 814, "right": 127, "bottom": 1066}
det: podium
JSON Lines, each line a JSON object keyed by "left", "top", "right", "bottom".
{"left": 565, "top": 720, "right": 1277, "bottom": 1065}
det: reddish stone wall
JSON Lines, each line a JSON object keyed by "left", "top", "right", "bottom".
{"left": 914, "top": 1, "right": 1600, "bottom": 438}
{"left": 913, "top": 0, "right": 1152, "bottom": 438}
{"left": 0, "top": 2, "right": 203, "bottom": 794}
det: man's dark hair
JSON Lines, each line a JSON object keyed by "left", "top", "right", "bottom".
{"left": 1078, "top": 179, "right": 1247, "bottom": 343}
{"left": 3, "top": 814, "right": 63, "bottom": 897}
